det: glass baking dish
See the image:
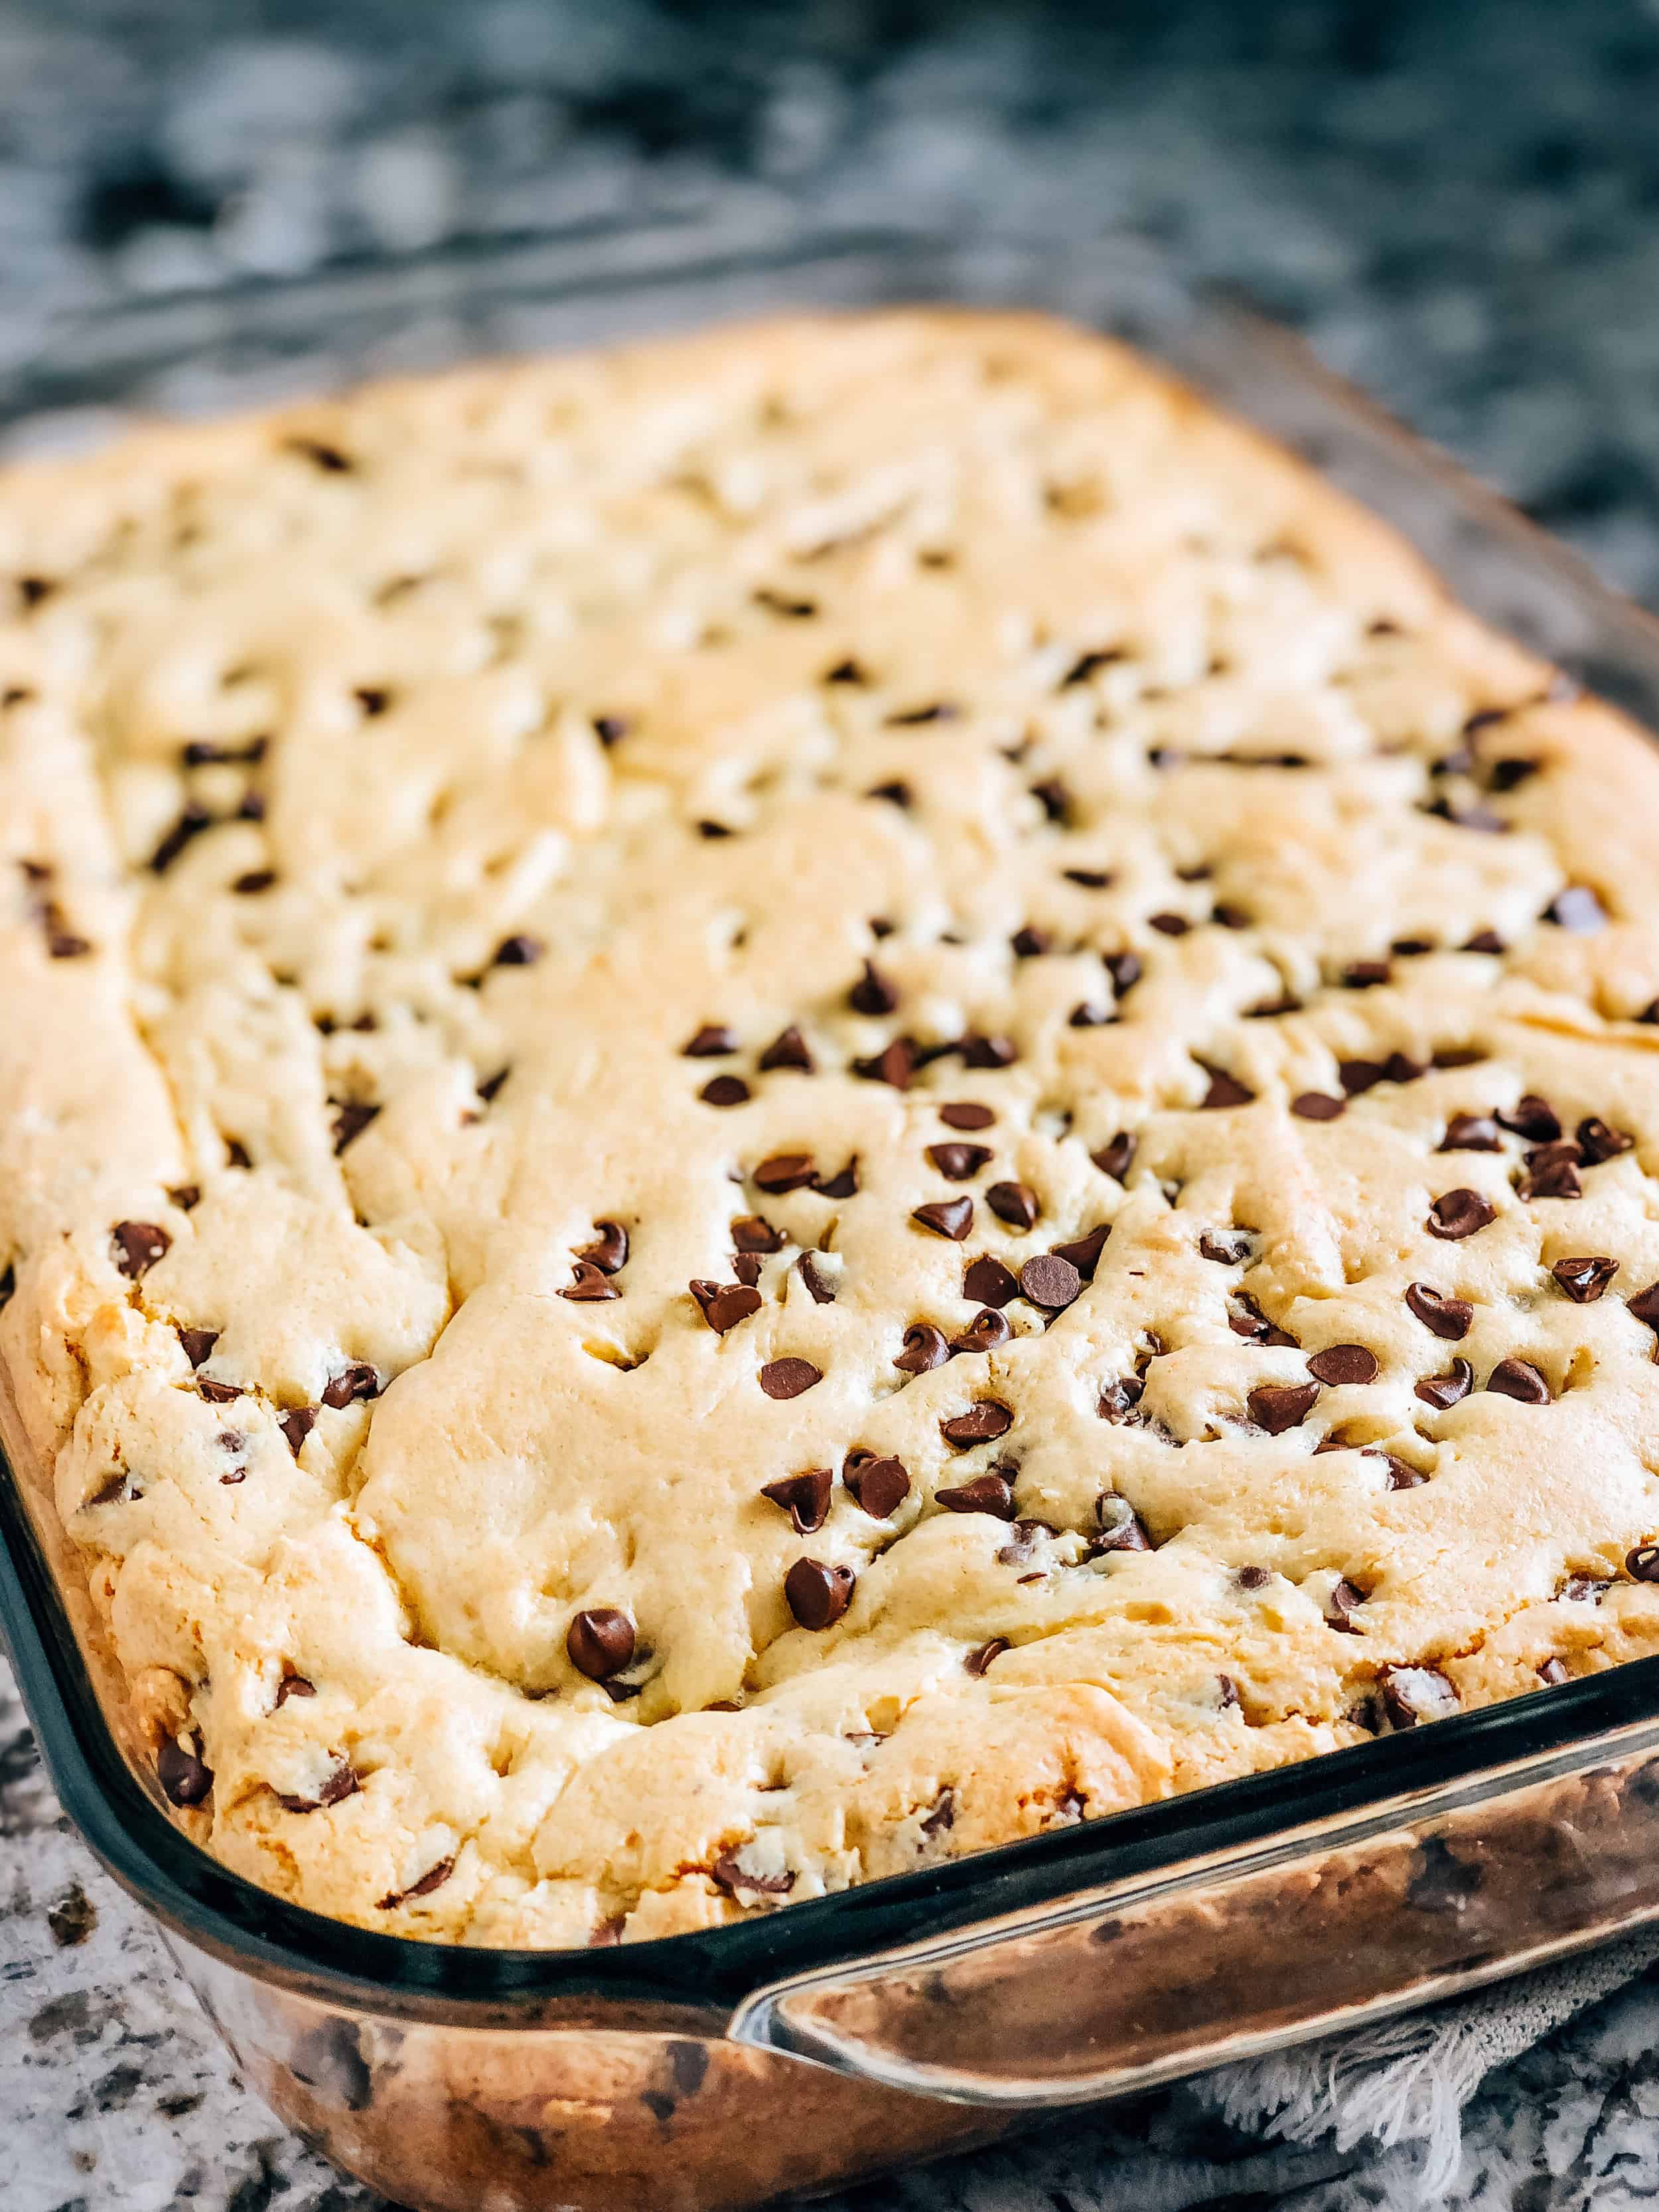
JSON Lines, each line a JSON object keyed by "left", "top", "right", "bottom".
{"left": 7, "top": 220, "right": 1659, "bottom": 2212}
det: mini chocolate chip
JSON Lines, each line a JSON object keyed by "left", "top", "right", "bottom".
{"left": 492, "top": 934, "right": 543, "bottom": 968}
{"left": 1486, "top": 1357, "right": 1550, "bottom": 1403}
{"left": 1427, "top": 1189, "right": 1496, "bottom": 1239}
{"left": 1378, "top": 1663, "right": 1460, "bottom": 1728}
{"left": 1199, "top": 1228, "right": 1254, "bottom": 1265}
{"left": 937, "top": 1472, "right": 1017, "bottom": 1518}
{"left": 321, "top": 1363, "right": 379, "bottom": 1410}
{"left": 1092, "top": 1131, "right": 1137, "bottom": 1181}
{"left": 963, "top": 1255, "right": 1019, "bottom": 1307}
{"left": 965, "top": 1637, "right": 1009, "bottom": 1676}
{"left": 1011, "top": 924, "right": 1051, "bottom": 958}
{"left": 111, "top": 1221, "right": 170, "bottom": 1279}
{"left": 886, "top": 701, "right": 958, "bottom": 726}
{"left": 796, "top": 1250, "right": 837, "bottom": 1306}
{"left": 1051, "top": 1224, "right": 1110, "bottom": 1280}
{"left": 1576, "top": 1116, "right": 1632, "bottom": 1165}
{"left": 1199, "top": 1067, "right": 1255, "bottom": 1109}
{"left": 853, "top": 1037, "right": 917, "bottom": 1088}
{"left": 683, "top": 1024, "right": 739, "bottom": 1057}
{"left": 697, "top": 819, "right": 733, "bottom": 839}
{"left": 1149, "top": 912, "right": 1190, "bottom": 936}
{"left": 894, "top": 1323, "right": 950, "bottom": 1374}
{"left": 985, "top": 1181, "right": 1037, "bottom": 1230}
{"left": 568, "top": 1608, "right": 636, "bottom": 1680}
{"left": 1103, "top": 951, "right": 1143, "bottom": 996}
{"left": 332, "top": 1102, "right": 380, "bottom": 1153}
{"left": 1415, "top": 1359, "right": 1473, "bottom": 1408}
{"left": 1551, "top": 1256, "right": 1617, "bottom": 1303}
{"left": 699, "top": 1075, "right": 751, "bottom": 1108}
{"left": 732, "top": 1215, "right": 786, "bottom": 1254}
{"left": 1291, "top": 1092, "right": 1346, "bottom": 1122}
{"left": 1392, "top": 938, "right": 1436, "bottom": 957}
{"left": 157, "top": 1738, "right": 214, "bottom": 1808}
{"left": 1341, "top": 960, "right": 1392, "bottom": 988}
{"left": 733, "top": 1253, "right": 762, "bottom": 1286}
{"left": 1307, "top": 1345, "right": 1380, "bottom": 1386}
{"left": 1213, "top": 903, "right": 1252, "bottom": 930}
{"left": 940, "top": 1402, "right": 1013, "bottom": 1448}
{"left": 1248, "top": 995, "right": 1304, "bottom": 1018}
{"left": 1463, "top": 930, "right": 1506, "bottom": 955}
{"left": 784, "top": 1558, "right": 855, "bottom": 1629}
{"left": 754, "top": 1153, "right": 817, "bottom": 1194}
{"left": 167, "top": 1185, "right": 200, "bottom": 1212}
{"left": 198, "top": 1378, "right": 242, "bottom": 1404}
{"left": 1030, "top": 777, "right": 1072, "bottom": 823}
{"left": 1628, "top": 1283, "right": 1659, "bottom": 1331}
{"left": 178, "top": 1327, "right": 219, "bottom": 1369}
{"left": 577, "top": 1220, "right": 629, "bottom": 1274}
{"left": 849, "top": 960, "right": 899, "bottom": 1016}
{"left": 477, "top": 1068, "right": 510, "bottom": 1102}
{"left": 691, "top": 1280, "right": 762, "bottom": 1335}
{"left": 1324, "top": 1578, "right": 1367, "bottom": 1632}
{"left": 951, "top": 1306, "right": 1013, "bottom": 1355}
{"left": 1384, "top": 1455, "right": 1429, "bottom": 1489}
{"left": 274, "top": 1674, "right": 316, "bottom": 1707}
{"left": 279, "top": 1406, "right": 318, "bottom": 1457}
{"left": 759, "top": 1358, "right": 821, "bottom": 1400}
{"left": 1068, "top": 1001, "right": 1113, "bottom": 1029}
{"left": 1338, "top": 1059, "right": 1385, "bottom": 1096}
{"left": 824, "top": 658, "right": 868, "bottom": 685}
{"left": 960, "top": 1033, "right": 1019, "bottom": 1069}
{"left": 150, "top": 802, "right": 213, "bottom": 873}
{"left": 1405, "top": 1282, "right": 1473, "bottom": 1339}
{"left": 1228, "top": 1293, "right": 1297, "bottom": 1345}
{"left": 1627, "top": 1544, "right": 1659, "bottom": 1583}
{"left": 232, "top": 870, "right": 275, "bottom": 895}
{"left": 1542, "top": 885, "right": 1607, "bottom": 932}
{"left": 1064, "top": 867, "right": 1114, "bottom": 888}
{"left": 927, "top": 1142, "right": 991, "bottom": 1180}
{"left": 1440, "top": 1113, "right": 1501, "bottom": 1152}
{"left": 1434, "top": 1048, "right": 1487, "bottom": 1069}
{"left": 1246, "top": 1381, "right": 1321, "bottom": 1433}
{"left": 1236, "top": 1566, "right": 1272, "bottom": 1591}
{"left": 1094, "top": 1492, "right": 1152, "bottom": 1550}
{"left": 591, "top": 713, "right": 630, "bottom": 746}
{"left": 1019, "top": 1253, "right": 1081, "bottom": 1310}
{"left": 1498, "top": 1095, "right": 1561, "bottom": 1143}
{"left": 847, "top": 1454, "right": 910, "bottom": 1518}
{"left": 761, "top": 1467, "right": 833, "bottom": 1534}
{"left": 562, "top": 1260, "right": 620, "bottom": 1301}
{"left": 814, "top": 1160, "right": 859, "bottom": 1199}
{"left": 1520, "top": 1143, "right": 1583, "bottom": 1201}
{"left": 758, "top": 1025, "right": 814, "bottom": 1073}
{"left": 1488, "top": 757, "right": 1541, "bottom": 792}
{"left": 913, "top": 1197, "right": 974, "bottom": 1240}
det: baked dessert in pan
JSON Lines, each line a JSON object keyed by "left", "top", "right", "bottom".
{"left": 4, "top": 309, "right": 1658, "bottom": 1948}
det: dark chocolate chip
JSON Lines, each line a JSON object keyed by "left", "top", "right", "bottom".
{"left": 965, "top": 1637, "right": 1009, "bottom": 1676}
{"left": 1199, "top": 1228, "right": 1254, "bottom": 1266}
{"left": 1520, "top": 1143, "right": 1583, "bottom": 1201}
{"left": 1627, "top": 1284, "right": 1659, "bottom": 1332}
{"left": 321, "top": 1363, "right": 380, "bottom": 1410}
{"left": 1030, "top": 777, "right": 1072, "bottom": 823}
{"left": 784, "top": 1558, "right": 855, "bottom": 1629}
{"left": 577, "top": 1220, "right": 629, "bottom": 1274}
{"left": 1462, "top": 930, "right": 1506, "bottom": 955}
{"left": 592, "top": 714, "right": 630, "bottom": 746}
{"left": 1415, "top": 1360, "right": 1473, "bottom": 1409}
{"left": 846, "top": 1455, "right": 910, "bottom": 1518}
{"left": 492, "top": 934, "right": 544, "bottom": 968}
{"left": 1324, "top": 1578, "right": 1367, "bottom": 1632}
{"left": 1392, "top": 938, "right": 1436, "bottom": 957}
{"left": 1228, "top": 1293, "right": 1297, "bottom": 1346}
{"left": 758, "top": 1357, "right": 821, "bottom": 1400}
{"left": 927, "top": 1142, "right": 991, "bottom": 1180}
{"left": 1439, "top": 1113, "right": 1500, "bottom": 1152}
{"left": 1405, "top": 1282, "right": 1473, "bottom": 1339}
{"left": 1064, "top": 867, "right": 1114, "bottom": 889}
{"left": 1486, "top": 1357, "right": 1550, "bottom": 1403}
{"left": 1248, "top": 996, "right": 1304, "bottom": 1019}
{"left": 1626, "top": 1544, "right": 1659, "bottom": 1584}
{"left": 683, "top": 1024, "right": 739, "bottom": 1057}
{"left": 1199, "top": 1067, "right": 1255, "bottom": 1109}
{"left": 197, "top": 1378, "right": 242, "bottom": 1404}
{"left": 913, "top": 1197, "right": 974, "bottom": 1240}
{"left": 178, "top": 1327, "right": 219, "bottom": 1369}
{"left": 894, "top": 1323, "right": 951, "bottom": 1374}
{"left": 852, "top": 1037, "right": 917, "bottom": 1089}
{"left": 1068, "top": 1000, "right": 1114, "bottom": 1028}
{"left": 1019, "top": 1253, "right": 1082, "bottom": 1310}
{"left": 885, "top": 701, "right": 958, "bottom": 726}
{"left": 959, "top": 1033, "right": 1019, "bottom": 1069}
{"left": 1061, "top": 648, "right": 1123, "bottom": 686}
{"left": 963, "top": 1255, "right": 1019, "bottom": 1307}
{"left": 732, "top": 1253, "right": 762, "bottom": 1287}
{"left": 561, "top": 1260, "right": 620, "bottom": 1302}
{"left": 275, "top": 1674, "right": 316, "bottom": 1707}
{"left": 699, "top": 1075, "right": 751, "bottom": 1108}
{"left": 1338, "top": 1059, "right": 1385, "bottom": 1096}
{"left": 1341, "top": 960, "right": 1392, "bottom": 988}
{"left": 1551, "top": 1256, "right": 1617, "bottom": 1303}
{"left": 1542, "top": 885, "right": 1607, "bottom": 932}
{"left": 1427, "top": 1189, "right": 1496, "bottom": 1239}
{"left": 797, "top": 1251, "right": 837, "bottom": 1305}
{"left": 1050, "top": 1223, "right": 1110, "bottom": 1280}
{"left": 150, "top": 803, "right": 214, "bottom": 874}
{"left": 939, "top": 1402, "right": 1013, "bottom": 1449}
{"left": 477, "top": 1068, "right": 510, "bottom": 1103}
{"left": 823, "top": 658, "right": 868, "bottom": 685}
{"left": 985, "top": 1181, "right": 1037, "bottom": 1230}
{"left": 936, "top": 1472, "right": 1017, "bottom": 1518}
{"left": 1576, "top": 1116, "right": 1632, "bottom": 1165}
{"left": 1011, "top": 925, "right": 1051, "bottom": 958}
{"left": 690, "top": 1280, "right": 762, "bottom": 1335}
{"left": 1307, "top": 1344, "right": 1380, "bottom": 1386}
{"left": 760, "top": 1467, "right": 833, "bottom": 1534}
{"left": 1092, "top": 1131, "right": 1137, "bottom": 1181}
{"left": 697, "top": 820, "right": 733, "bottom": 840}
{"left": 568, "top": 1608, "right": 636, "bottom": 1680}
{"left": 1538, "top": 1658, "right": 1570, "bottom": 1685}
{"left": 1213, "top": 903, "right": 1252, "bottom": 930}
{"left": 232, "top": 871, "right": 275, "bottom": 896}
{"left": 758, "top": 1025, "right": 814, "bottom": 1073}
{"left": 1246, "top": 1381, "right": 1321, "bottom": 1434}
{"left": 1103, "top": 951, "right": 1143, "bottom": 996}
{"left": 287, "top": 437, "right": 354, "bottom": 473}
{"left": 111, "top": 1221, "right": 170, "bottom": 1279}
{"left": 157, "top": 1738, "right": 214, "bottom": 1808}
{"left": 1498, "top": 1095, "right": 1561, "bottom": 1143}
{"left": 332, "top": 1102, "right": 380, "bottom": 1153}
{"left": 732, "top": 1215, "right": 785, "bottom": 1254}
{"left": 1291, "top": 1092, "right": 1345, "bottom": 1122}
{"left": 951, "top": 1306, "right": 1013, "bottom": 1355}
{"left": 1094, "top": 1492, "right": 1152, "bottom": 1550}
{"left": 1378, "top": 1663, "right": 1459, "bottom": 1728}
{"left": 279, "top": 1406, "right": 318, "bottom": 1457}
{"left": 1097, "top": 1376, "right": 1146, "bottom": 1424}
{"left": 849, "top": 959, "right": 899, "bottom": 1016}
{"left": 1384, "top": 1455, "right": 1429, "bottom": 1489}
{"left": 1148, "top": 912, "right": 1190, "bottom": 937}
{"left": 755, "top": 1153, "right": 817, "bottom": 1193}
{"left": 814, "top": 1159, "right": 859, "bottom": 1199}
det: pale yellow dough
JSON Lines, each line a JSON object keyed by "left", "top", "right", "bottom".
{"left": 3, "top": 309, "right": 1659, "bottom": 1947}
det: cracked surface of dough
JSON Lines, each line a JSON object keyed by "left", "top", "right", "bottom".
{"left": 3, "top": 309, "right": 1659, "bottom": 1945}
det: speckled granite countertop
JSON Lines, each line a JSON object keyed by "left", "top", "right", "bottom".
{"left": 7, "top": 3, "right": 1659, "bottom": 2205}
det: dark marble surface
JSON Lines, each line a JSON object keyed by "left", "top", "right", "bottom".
{"left": 5, "top": 2, "right": 1659, "bottom": 2204}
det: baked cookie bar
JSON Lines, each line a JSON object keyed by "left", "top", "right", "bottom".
{"left": 3, "top": 310, "right": 1659, "bottom": 1946}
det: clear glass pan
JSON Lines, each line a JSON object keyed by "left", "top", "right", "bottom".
{"left": 5, "top": 218, "right": 1659, "bottom": 2212}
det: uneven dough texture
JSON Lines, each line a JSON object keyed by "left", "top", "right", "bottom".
{"left": 4, "top": 310, "right": 1659, "bottom": 1947}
